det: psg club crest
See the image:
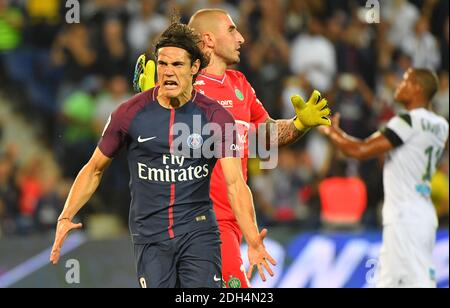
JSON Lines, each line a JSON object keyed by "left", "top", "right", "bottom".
{"left": 187, "top": 133, "right": 203, "bottom": 150}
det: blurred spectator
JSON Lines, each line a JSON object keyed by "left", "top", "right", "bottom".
{"left": 401, "top": 16, "right": 441, "bottom": 70}
{"left": 284, "top": 0, "right": 309, "bottom": 42}
{"left": 25, "top": 0, "right": 62, "bottom": 50}
{"left": 92, "top": 76, "right": 131, "bottom": 226}
{"left": 382, "top": 0, "right": 419, "bottom": 49}
{"left": 94, "top": 74, "right": 131, "bottom": 135}
{"left": 0, "top": 0, "right": 24, "bottom": 83}
{"left": 56, "top": 78, "right": 98, "bottom": 178}
{"left": 441, "top": 16, "right": 449, "bottom": 72}
{"left": 359, "top": 157, "right": 384, "bottom": 229}
{"left": 250, "top": 148, "right": 312, "bottom": 226}
{"left": 330, "top": 10, "right": 377, "bottom": 88}
{"left": 0, "top": 150, "right": 19, "bottom": 236}
{"left": 392, "top": 51, "right": 414, "bottom": 80}
{"left": 14, "top": 152, "right": 62, "bottom": 234}
{"left": 34, "top": 174, "right": 69, "bottom": 232}
{"left": 326, "top": 73, "right": 383, "bottom": 229}
{"left": 327, "top": 73, "right": 376, "bottom": 138}
{"left": 95, "top": 18, "right": 130, "bottom": 78}
{"left": 290, "top": 16, "right": 336, "bottom": 92}
{"left": 281, "top": 74, "right": 312, "bottom": 119}
{"left": 375, "top": 70, "right": 399, "bottom": 118}
{"left": 249, "top": 167, "right": 276, "bottom": 224}
{"left": 428, "top": 0, "right": 449, "bottom": 38}
{"left": 52, "top": 23, "right": 97, "bottom": 87}
{"left": 20, "top": 0, "right": 63, "bottom": 117}
{"left": 0, "top": 0, "right": 22, "bottom": 52}
{"left": 88, "top": 0, "right": 130, "bottom": 38}
{"left": 305, "top": 130, "right": 332, "bottom": 179}
{"left": 246, "top": 1, "right": 290, "bottom": 118}
{"left": 432, "top": 71, "right": 449, "bottom": 120}
{"left": 127, "top": 0, "right": 168, "bottom": 59}
{"left": 15, "top": 156, "right": 43, "bottom": 234}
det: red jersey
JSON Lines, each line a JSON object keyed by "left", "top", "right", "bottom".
{"left": 194, "top": 70, "right": 269, "bottom": 222}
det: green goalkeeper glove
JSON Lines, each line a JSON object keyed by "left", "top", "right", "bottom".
{"left": 133, "top": 54, "right": 156, "bottom": 93}
{"left": 291, "top": 90, "right": 331, "bottom": 131}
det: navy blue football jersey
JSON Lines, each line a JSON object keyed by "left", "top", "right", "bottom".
{"left": 98, "top": 87, "right": 238, "bottom": 244}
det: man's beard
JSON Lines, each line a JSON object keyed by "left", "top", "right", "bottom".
{"left": 225, "top": 57, "right": 240, "bottom": 66}
{"left": 218, "top": 49, "right": 240, "bottom": 66}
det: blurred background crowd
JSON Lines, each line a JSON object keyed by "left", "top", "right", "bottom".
{"left": 0, "top": 0, "right": 448, "bottom": 238}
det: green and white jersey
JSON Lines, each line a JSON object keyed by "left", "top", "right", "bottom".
{"left": 381, "top": 108, "right": 449, "bottom": 227}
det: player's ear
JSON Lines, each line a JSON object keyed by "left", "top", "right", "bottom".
{"left": 191, "top": 59, "right": 200, "bottom": 76}
{"left": 202, "top": 32, "right": 215, "bottom": 49}
{"left": 412, "top": 81, "right": 423, "bottom": 97}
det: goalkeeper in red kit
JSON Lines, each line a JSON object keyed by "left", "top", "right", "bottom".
{"left": 133, "top": 9, "right": 331, "bottom": 288}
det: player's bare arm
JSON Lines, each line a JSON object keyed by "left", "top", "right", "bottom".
{"left": 220, "top": 157, "right": 277, "bottom": 281}
{"left": 265, "top": 117, "right": 305, "bottom": 147}
{"left": 320, "top": 113, "right": 394, "bottom": 160}
{"left": 50, "top": 147, "right": 112, "bottom": 264}
{"left": 266, "top": 90, "right": 332, "bottom": 147}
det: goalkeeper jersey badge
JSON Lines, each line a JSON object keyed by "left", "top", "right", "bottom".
{"left": 228, "top": 276, "right": 241, "bottom": 288}
{"left": 235, "top": 88, "right": 244, "bottom": 101}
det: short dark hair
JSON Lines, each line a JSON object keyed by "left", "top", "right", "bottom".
{"left": 154, "top": 21, "right": 209, "bottom": 83}
{"left": 411, "top": 68, "right": 439, "bottom": 101}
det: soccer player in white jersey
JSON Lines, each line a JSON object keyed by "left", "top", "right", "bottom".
{"left": 321, "top": 68, "right": 449, "bottom": 288}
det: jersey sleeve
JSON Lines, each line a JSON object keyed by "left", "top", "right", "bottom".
{"left": 98, "top": 106, "right": 129, "bottom": 158}
{"left": 381, "top": 113, "right": 414, "bottom": 147}
{"left": 211, "top": 108, "right": 240, "bottom": 159}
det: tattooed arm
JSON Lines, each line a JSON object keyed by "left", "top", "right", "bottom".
{"left": 257, "top": 91, "right": 331, "bottom": 149}
{"left": 265, "top": 117, "right": 308, "bottom": 148}
{"left": 263, "top": 91, "right": 331, "bottom": 148}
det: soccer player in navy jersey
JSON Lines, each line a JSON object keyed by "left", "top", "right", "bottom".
{"left": 49, "top": 21, "right": 275, "bottom": 288}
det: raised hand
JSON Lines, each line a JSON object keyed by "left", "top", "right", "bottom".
{"left": 291, "top": 90, "right": 332, "bottom": 131}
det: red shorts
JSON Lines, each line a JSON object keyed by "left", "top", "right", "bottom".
{"left": 218, "top": 220, "right": 251, "bottom": 288}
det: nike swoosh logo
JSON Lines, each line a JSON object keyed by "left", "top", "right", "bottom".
{"left": 213, "top": 275, "right": 221, "bottom": 282}
{"left": 138, "top": 136, "right": 157, "bottom": 143}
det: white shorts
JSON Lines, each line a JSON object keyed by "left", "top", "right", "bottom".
{"left": 376, "top": 223, "right": 437, "bottom": 288}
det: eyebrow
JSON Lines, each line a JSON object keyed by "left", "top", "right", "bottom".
{"left": 157, "top": 60, "right": 185, "bottom": 65}
{"left": 228, "top": 25, "right": 237, "bottom": 31}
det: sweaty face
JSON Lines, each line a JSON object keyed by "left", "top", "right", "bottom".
{"left": 213, "top": 14, "right": 245, "bottom": 66}
{"left": 156, "top": 47, "right": 199, "bottom": 99}
{"left": 394, "top": 69, "right": 416, "bottom": 105}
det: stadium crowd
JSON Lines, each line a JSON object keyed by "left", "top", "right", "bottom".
{"left": 0, "top": 0, "right": 448, "bottom": 237}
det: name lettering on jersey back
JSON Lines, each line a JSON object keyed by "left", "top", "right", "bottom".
{"left": 421, "top": 119, "right": 447, "bottom": 140}
{"left": 138, "top": 154, "right": 209, "bottom": 183}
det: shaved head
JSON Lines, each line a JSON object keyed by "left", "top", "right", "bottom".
{"left": 395, "top": 68, "right": 440, "bottom": 108}
{"left": 188, "top": 9, "right": 228, "bottom": 35}
{"left": 188, "top": 9, "right": 245, "bottom": 68}
{"left": 411, "top": 68, "right": 439, "bottom": 101}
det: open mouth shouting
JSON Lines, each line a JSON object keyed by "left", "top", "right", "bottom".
{"left": 163, "top": 80, "right": 179, "bottom": 90}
